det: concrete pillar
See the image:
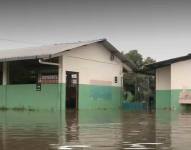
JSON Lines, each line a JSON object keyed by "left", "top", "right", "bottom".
{"left": 2, "top": 62, "right": 8, "bottom": 108}
{"left": 58, "top": 56, "right": 63, "bottom": 84}
{"left": 58, "top": 56, "right": 65, "bottom": 110}
{"left": 2, "top": 62, "right": 8, "bottom": 85}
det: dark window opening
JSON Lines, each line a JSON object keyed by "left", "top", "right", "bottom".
{"left": 7, "top": 58, "right": 58, "bottom": 85}
{"left": 66, "top": 71, "right": 79, "bottom": 110}
{"left": 110, "top": 54, "right": 115, "bottom": 61}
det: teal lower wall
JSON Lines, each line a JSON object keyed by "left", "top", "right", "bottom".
{"left": 0, "top": 84, "right": 122, "bottom": 110}
{"left": 156, "top": 90, "right": 171, "bottom": 109}
{"left": 79, "top": 84, "right": 122, "bottom": 109}
{"left": 0, "top": 84, "right": 62, "bottom": 110}
{"left": 156, "top": 89, "right": 191, "bottom": 111}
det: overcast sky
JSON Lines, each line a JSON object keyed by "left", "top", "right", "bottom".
{"left": 0, "top": 0, "right": 191, "bottom": 61}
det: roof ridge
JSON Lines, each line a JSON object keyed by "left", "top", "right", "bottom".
{"left": 53, "top": 38, "right": 106, "bottom": 46}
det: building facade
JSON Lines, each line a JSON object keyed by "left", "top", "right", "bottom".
{"left": 148, "top": 54, "right": 191, "bottom": 111}
{"left": 0, "top": 39, "right": 133, "bottom": 111}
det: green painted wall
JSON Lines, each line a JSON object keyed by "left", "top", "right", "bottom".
{"left": 156, "top": 89, "right": 191, "bottom": 111}
{"left": 171, "top": 89, "right": 191, "bottom": 111}
{"left": 79, "top": 84, "right": 122, "bottom": 109}
{"left": 0, "top": 84, "right": 62, "bottom": 110}
{"left": 156, "top": 90, "right": 171, "bottom": 109}
{"left": 0, "top": 85, "right": 6, "bottom": 106}
{"left": 0, "top": 84, "right": 122, "bottom": 110}
{"left": 170, "top": 90, "right": 180, "bottom": 111}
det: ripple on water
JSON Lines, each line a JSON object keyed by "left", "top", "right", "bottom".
{"left": 1, "top": 110, "right": 191, "bottom": 149}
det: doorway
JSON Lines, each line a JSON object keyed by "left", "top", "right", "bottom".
{"left": 66, "top": 71, "right": 79, "bottom": 109}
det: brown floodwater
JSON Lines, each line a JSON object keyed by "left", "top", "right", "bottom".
{"left": 0, "top": 110, "right": 191, "bottom": 150}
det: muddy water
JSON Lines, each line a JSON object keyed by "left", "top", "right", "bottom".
{"left": 0, "top": 110, "right": 191, "bottom": 150}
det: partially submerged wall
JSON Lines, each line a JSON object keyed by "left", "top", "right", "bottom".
{"left": 156, "top": 59, "right": 191, "bottom": 111}
{"left": 0, "top": 84, "right": 62, "bottom": 111}
{"left": 171, "top": 59, "right": 191, "bottom": 111}
{"left": 156, "top": 66, "right": 171, "bottom": 109}
{"left": 0, "top": 43, "right": 125, "bottom": 110}
{"left": 61, "top": 43, "right": 124, "bottom": 109}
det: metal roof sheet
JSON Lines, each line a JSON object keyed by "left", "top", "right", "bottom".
{"left": 146, "top": 54, "right": 191, "bottom": 69}
{"left": 0, "top": 39, "right": 104, "bottom": 61}
{"left": 0, "top": 38, "right": 135, "bottom": 70}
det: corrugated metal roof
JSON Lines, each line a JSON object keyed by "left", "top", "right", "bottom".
{"left": 0, "top": 39, "right": 104, "bottom": 61}
{"left": 146, "top": 53, "right": 191, "bottom": 69}
{"left": 0, "top": 38, "right": 135, "bottom": 70}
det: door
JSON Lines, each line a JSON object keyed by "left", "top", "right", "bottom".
{"left": 66, "top": 71, "right": 79, "bottom": 109}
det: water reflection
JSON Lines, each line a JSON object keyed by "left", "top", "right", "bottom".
{"left": 55, "top": 110, "right": 81, "bottom": 149}
{"left": 65, "top": 110, "right": 79, "bottom": 142}
{"left": 1, "top": 110, "right": 191, "bottom": 149}
{"left": 0, "top": 111, "right": 59, "bottom": 150}
{"left": 1, "top": 112, "right": 7, "bottom": 150}
{"left": 121, "top": 111, "right": 157, "bottom": 149}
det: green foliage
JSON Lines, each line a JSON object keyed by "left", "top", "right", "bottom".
{"left": 126, "top": 91, "right": 134, "bottom": 102}
{"left": 125, "top": 50, "right": 143, "bottom": 69}
{"left": 123, "top": 50, "right": 156, "bottom": 102}
{"left": 143, "top": 57, "right": 156, "bottom": 65}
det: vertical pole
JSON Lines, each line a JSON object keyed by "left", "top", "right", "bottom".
{"left": 58, "top": 57, "right": 63, "bottom": 84}
{"left": 2, "top": 62, "right": 8, "bottom": 108}
{"left": 135, "top": 76, "right": 137, "bottom": 101}
{"left": 58, "top": 56, "right": 65, "bottom": 145}
{"left": 3, "top": 62, "right": 8, "bottom": 85}
{"left": 120, "top": 66, "right": 124, "bottom": 107}
{"left": 58, "top": 56, "right": 65, "bottom": 110}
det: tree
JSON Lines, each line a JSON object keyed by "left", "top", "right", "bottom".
{"left": 143, "top": 57, "right": 156, "bottom": 66}
{"left": 123, "top": 50, "right": 156, "bottom": 107}
{"left": 125, "top": 50, "right": 143, "bottom": 69}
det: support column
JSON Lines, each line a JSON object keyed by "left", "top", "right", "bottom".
{"left": 2, "top": 62, "right": 8, "bottom": 108}
{"left": 58, "top": 56, "right": 66, "bottom": 110}
{"left": 58, "top": 56, "right": 66, "bottom": 145}
{"left": 58, "top": 56, "right": 63, "bottom": 84}
{"left": 2, "top": 62, "right": 9, "bottom": 85}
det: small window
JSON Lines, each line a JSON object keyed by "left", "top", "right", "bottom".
{"left": 71, "top": 74, "right": 77, "bottom": 78}
{"left": 114, "top": 76, "right": 118, "bottom": 83}
{"left": 110, "top": 54, "right": 115, "bottom": 61}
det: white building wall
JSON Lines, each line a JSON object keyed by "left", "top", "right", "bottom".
{"left": 156, "top": 66, "right": 171, "bottom": 90}
{"left": 171, "top": 59, "right": 191, "bottom": 90}
{"left": 60, "top": 43, "right": 126, "bottom": 87}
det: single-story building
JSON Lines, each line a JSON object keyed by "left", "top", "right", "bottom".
{"left": 0, "top": 39, "right": 134, "bottom": 110}
{"left": 147, "top": 54, "right": 191, "bottom": 111}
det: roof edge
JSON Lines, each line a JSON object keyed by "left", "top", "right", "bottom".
{"left": 100, "top": 39, "right": 136, "bottom": 71}
{"left": 146, "top": 54, "right": 191, "bottom": 70}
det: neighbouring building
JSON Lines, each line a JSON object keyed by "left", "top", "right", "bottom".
{"left": 147, "top": 54, "right": 191, "bottom": 111}
{"left": 0, "top": 39, "right": 134, "bottom": 110}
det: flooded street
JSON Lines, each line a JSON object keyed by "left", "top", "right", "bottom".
{"left": 0, "top": 110, "right": 191, "bottom": 150}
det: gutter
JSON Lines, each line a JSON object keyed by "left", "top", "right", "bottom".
{"left": 38, "top": 59, "right": 60, "bottom": 66}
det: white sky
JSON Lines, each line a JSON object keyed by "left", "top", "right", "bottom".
{"left": 0, "top": 0, "right": 191, "bottom": 61}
